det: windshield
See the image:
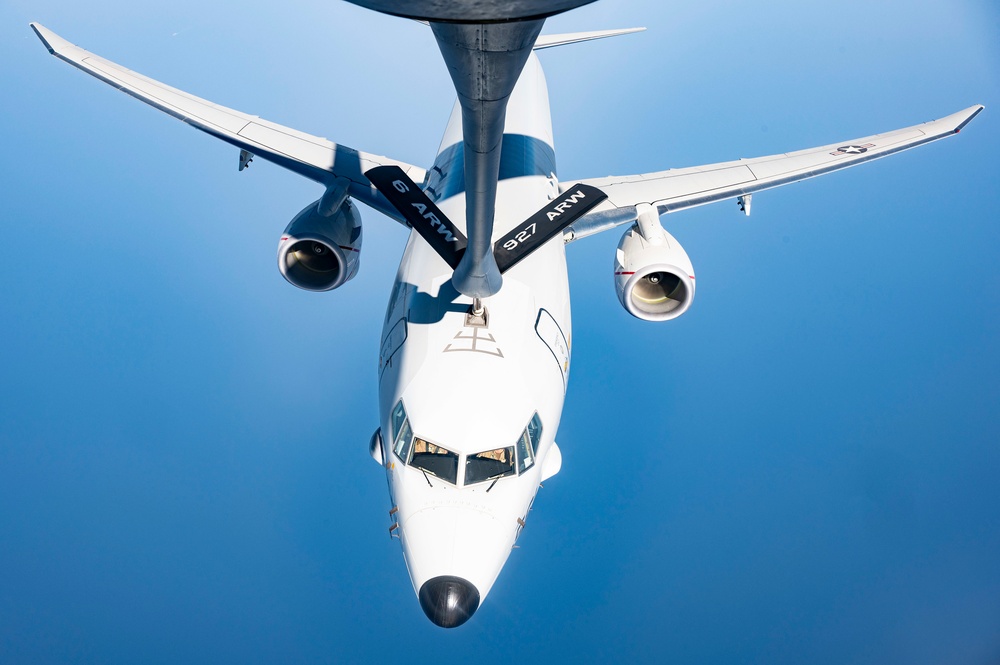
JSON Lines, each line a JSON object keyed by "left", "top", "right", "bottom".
{"left": 517, "top": 413, "right": 542, "bottom": 474}
{"left": 465, "top": 446, "right": 516, "bottom": 485}
{"left": 410, "top": 438, "right": 459, "bottom": 485}
{"left": 391, "top": 401, "right": 414, "bottom": 463}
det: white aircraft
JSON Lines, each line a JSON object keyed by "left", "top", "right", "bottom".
{"left": 31, "top": 0, "right": 982, "bottom": 628}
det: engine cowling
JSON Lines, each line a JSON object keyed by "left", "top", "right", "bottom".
{"left": 278, "top": 198, "right": 362, "bottom": 291}
{"left": 614, "top": 223, "right": 695, "bottom": 321}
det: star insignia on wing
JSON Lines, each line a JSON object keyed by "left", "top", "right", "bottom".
{"left": 830, "top": 143, "right": 875, "bottom": 156}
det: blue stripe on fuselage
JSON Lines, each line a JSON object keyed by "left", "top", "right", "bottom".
{"left": 425, "top": 134, "right": 556, "bottom": 202}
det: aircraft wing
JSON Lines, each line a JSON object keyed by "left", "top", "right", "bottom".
{"left": 565, "top": 105, "right": 983, "bottom": 240}
{"left": 30, "top": 23, "right": 426, "bottom": 223}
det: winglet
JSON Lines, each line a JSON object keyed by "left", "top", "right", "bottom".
{"left": 953, "top": 104, "right": 985, "bottom": 134}
{"left": 533, "top": 27, "right": 645, "bottom": 50}
{"left": 29, "top": 23, "right": 56, "bottom": 54}
{"left": 29, "top": 23, "right": 77, "bottom": 56}
{"left": 30, "top": 23, "right": 86, "bottom": 63}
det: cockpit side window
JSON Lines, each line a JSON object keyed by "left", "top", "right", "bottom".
{"left": 391, "top": 401, "right": 414, "bottom": 463}
{"left": 390, "top": 401, "right": 407, "bottom": 441}
{"left": 465, "top": 446, "right": 516, "bottom": 485}
{"left": 516, "top": 413, "right": 542, "bottom": 474}
{"left": 410, "top": 438, "right": 459, "bottom": 484}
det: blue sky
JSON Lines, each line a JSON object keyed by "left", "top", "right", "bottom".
{"left": 2, "top": 1, "right": 998, "bottom": 663}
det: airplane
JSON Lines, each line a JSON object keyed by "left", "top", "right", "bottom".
{"left": 30, "top": 0, "right": 983, "bottom": 629}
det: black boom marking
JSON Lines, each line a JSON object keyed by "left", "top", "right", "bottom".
{"left": 365, "top": 165, "right": 467, "bottom": 269}
{"left": 367, "top": 166, "right": 607, "bottom": 276}
{"left": 494, "top": 183, "right": 607, "bottom": 273}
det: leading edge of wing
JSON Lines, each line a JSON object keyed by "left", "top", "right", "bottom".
{"left": 566, "top": 104, "right": 984, "bottom": 236}
{"left": 30, "top": 23, "right": 425, "bottom": 221}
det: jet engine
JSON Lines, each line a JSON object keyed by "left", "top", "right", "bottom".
{"left": 614, "top": 222, "right": 695, "bottom": 321}
{"left": 277, "top": 196, "right": 362, "bottom": 291}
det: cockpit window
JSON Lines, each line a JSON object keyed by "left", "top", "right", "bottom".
{"left": 516, "top": 413, "right": 542, "bottom": 474}
{"left": 391, "top": 401, "right": 414, "bottom": 463}
{"left": 390, "top": 401, "right": 406, "bottom": 441}
{"left": 410, "top": 438, "right": 459, "bottom": 485}
{"left": 465, "top": 446, "right": 516, "bottom": 485}
{"left": 389, "top": 403, "right": 542, "bottom": 488}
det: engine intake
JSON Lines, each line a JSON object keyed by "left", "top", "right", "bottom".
{"left": 614, "top": 223, "right": 695, "bottom": 321}
{"left": 278, "top": 197, "right": 362, "bottom": 291}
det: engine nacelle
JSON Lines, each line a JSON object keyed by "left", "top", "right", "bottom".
{"left": 614, "top": 223, "right": 696, "bottom": 321}
{"left": 278, "top": 197, "right": 362, "bottom": 291}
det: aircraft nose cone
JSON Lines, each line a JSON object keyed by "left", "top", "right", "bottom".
{"left": 418, "top": 575, "right": 481, "bottom": 628}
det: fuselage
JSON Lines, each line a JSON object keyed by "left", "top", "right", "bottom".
{"left": 376, "top": 53, "right": 569, "bottom": 627}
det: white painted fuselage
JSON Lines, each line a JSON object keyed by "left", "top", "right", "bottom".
{"left": 376, "top": 53, "right": 568, "bottom": 626}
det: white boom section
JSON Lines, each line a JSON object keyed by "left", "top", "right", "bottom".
{"left": 533, "top": 27, "right": 645, "bottom": 49}
{"left": 566, "top": 104, "right": 983, "bottom": 240}
{"left": 29, "top": 23, "right": 425, "bottom": 224}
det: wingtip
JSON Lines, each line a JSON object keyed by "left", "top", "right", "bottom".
{"left": 28, "top": 23, "right": 82, "bottom": 60}
{"left": 29, "top": 22, "right": 56, "bottom": 54}
{"left": 954, "top": 104, "right": 985, "bottom": 133}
